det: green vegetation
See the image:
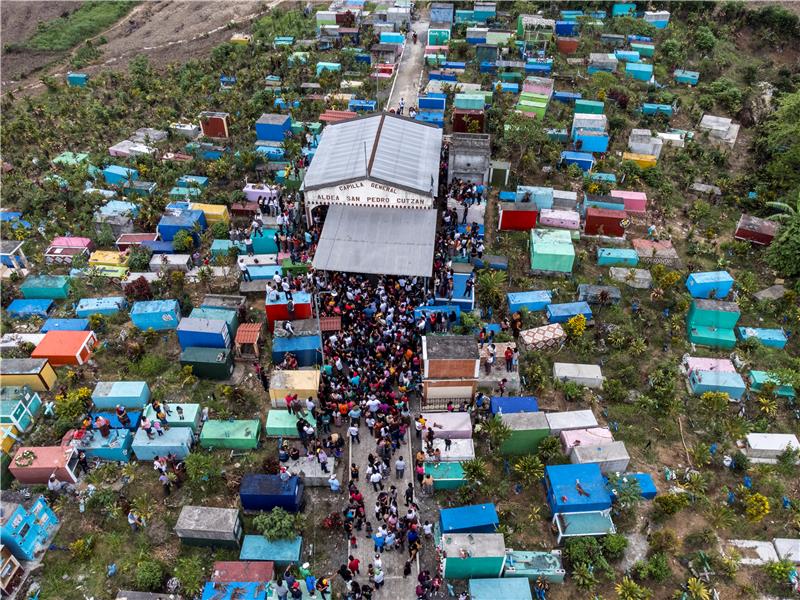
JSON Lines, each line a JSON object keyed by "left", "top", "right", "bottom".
{"left": 23, "top": 2, "right": 138, "bottom": 52}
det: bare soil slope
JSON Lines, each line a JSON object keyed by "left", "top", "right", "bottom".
{"left": 2, "top": 0, "right": 278, "bottom": 94}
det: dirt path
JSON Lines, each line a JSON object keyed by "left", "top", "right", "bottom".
{"left": 387, "top": 12, "right": 429, "bottom": 111}
{"left": 2, "top": 0, "right": 281, "bottom": 95}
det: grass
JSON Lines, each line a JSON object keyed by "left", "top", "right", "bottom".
{"left": 23, "top": 1, "right": 138, "bottom": 52}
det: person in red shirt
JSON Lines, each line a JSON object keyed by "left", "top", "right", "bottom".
{"left": 348, "top": 555, "right": 360, "bottom": 575}
{"left": 504, "top": 346, "right": 514, "bottom": 372}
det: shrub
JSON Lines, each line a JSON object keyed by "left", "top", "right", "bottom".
{"left": 132, "top": 355, "right": 170, "bottom": 379}
{"left": 653, "top": 492, "right": 690, "bottom": 520}
{"left": 210, "top": 221, "right": 229, "bottom": 239}
{"left": 536, "top": 436, "right": 564, "bottom": 464}
{"left": 172, "top": 229, "right": 195, "bottom": 253}
{"left": 564, "top": 314, "right": 587, "bottom": 338}
{"left": 744, "top": 492, "right": 770, "bottom": 522}
{"left": 633, "top": 552, "right": 671, "bottom": 583}
{"left": 563, "top": 537, "right": 612, "bottom": 577}
{"left": 136, "top": 559, "right": 164, "bottom": 591}
{"left": 55, "top": 387, "right": 92, "bottom": 422}
{"left": 128, "top": 247, "right": 152, "bottom": 271}
{"left": 602, "top": 533, "right": 629, "bottom": 561}
{"left": 174, "top": 555, "right": 206, "bottom": 596}
{"left": 123, "top": 276, "right": 153, "bottom": 300}
{"left": 602, "top": 378, "right": 627, "bottom": 403}
{"left": 648, "top": 529, "right": 678, "bottom": 555}
{"left": 764, "top": 559, "right": 794, "bottom": 584}
{"left": 253, "top": 508, "right": 305, "bottom": 540}
{"left": 69, "top": 536, "right": 94, "bottom": 560}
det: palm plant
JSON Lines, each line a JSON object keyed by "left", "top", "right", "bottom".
{"left": 513, "top": 455, "right": 544, "bottom": 488}
{"left": 685, "top": 577, "right": 711, "bottom": 600}
{"left": 461, "top": 458, "right": 489, "bottom": 487}
{"left": 615, "top": 576, "right": 651, "bottom": 600}
{"left": 572, "top": 563, "right": 598, "bottom": 591}
{"left": 765, "top": 190, "right": 799, "bottom": 222}
{"left": 475, "top": 270, "right": 507, "bottom": 310}
{"left": 482, "top": 415, "right": 511, "bottom": 451}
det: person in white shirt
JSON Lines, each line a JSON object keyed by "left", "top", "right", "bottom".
{"left": 369, "top": 470, "right": 384, "bottom": 491}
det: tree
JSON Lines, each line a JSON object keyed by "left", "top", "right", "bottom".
{"left": 694, "top": 26, "right": 717, "bottom": 52}
{"left": 475, "top": 270, "right": 507, "bottom": 311}
{"left": 513, "top": 455, "right": 544, "bottom": 487}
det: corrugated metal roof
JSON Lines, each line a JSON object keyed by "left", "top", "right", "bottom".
{"left": 312, "top": 205, "right": 436, "bottom": 277}
{"left": 235, "top": 323, "right": 262, "bottom": 345}
{"left": 303, "top": 113, "right": 442, "bottom": 196}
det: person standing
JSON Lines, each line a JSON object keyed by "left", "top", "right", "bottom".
{"left": 317, "top": 448, "right": 329, "bottom": 473}
{"left": 369, "top": 470, "right": 384, "bottom": 492}
{"left": 77, "top": 451, "right": 90, "bottom": 475}
{"left": 504, "top": 346, "right": 514, "bottom": 372}
{"left": 348, "top": 555, "right": 360, "bottom": 576}
{"left": 127, "top": 510, "right": 143, "bottom": 533}
{"left": 159, "top": 472, "right": 172, "bottom": 496}
{"left": 328, "top": 473, "right": 341, "bottom": 493}
{"left": 405, "top": 482, "right": 414, "bottom": 506}
{"left": 348, "top": 423, "right": 360, "bottom": 445}
{"left": 395, "top": 456, "right": 406, "bottom": 479}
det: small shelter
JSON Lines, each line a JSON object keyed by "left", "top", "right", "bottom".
{"left": 442, "top": 533, "right": 506, "bottom": 579}
{"left": 177, "top": 318, "right": 231, "bottom": 349}
{"left": 571, "top": 441, "right": 630, "bottom": 474}
{"left": 239, "top": 535, "right": 302, "bottom": 567}
{"left": 734, "top": 214, "right": 778, "bottom": 246}
{"left": 131, "top": 426, "right": 193, "bottom": 460}
{"left": 736, "top": 326, "right": 788, "bottom": 350}
{"left": 545, "top": 410, "right": 599, "bottom": 436}
{"left": 9, "top": 445, "right": 78, "bottom": 484}
{"left": 597, "top": 248, "right": 638, "bottom": 266}
{"left": 545, "top": 463, "right": 612, "bottom": 513}
{"left": 64, "top": 428, "right": 132, "bottom": 463}
{"left": 0, "top": 387, "right": 41, "bottom": 433}
{"left": 469, "top": 578, "right": 532, "bottom": 600}
{"left": 233, "top": 323, "right": 263, "bottom": 360}
{"left": 489, "top": 396, "right": 538, "bottom": 415}
{"left": 745, "top": 433, "right": 799, "bottom": 464}
{"left": 268, "top": 370, "right": 320, "bottom": 408}
{"left": 76, "top": 296, "right": 127, "bottom": 317}
{"left": 240, "top": 474, "right": 304, "bottom": 513}
{"left": 561, "top": 427, "right": 614, "bottom": 456}
{"left": 0, "top": 498, "right": 59, "bottom": 561}
{"left": 130, "top": 300, "right": 181, "bottom": 330}
{"left": 440, "top": 503, "right": 499, "bottom": 533}
{"left": 31, "top": 331, "right": 97, "bottom": 366}
{"left": 507, "top": 290, "right": 552, "bottom": 313}
{"left": 199, "top": 419, "right": 260, "bottom": 450}
{"left": 211, "top": 561, "right": 274, "bottom": 583}
{"left": 20, "top": 275, "right": 70, "bottom": 300}
{"left": 424, "top": 461, "right": 466, "bottom": 490}
{"left": 577, "top": 284, "right": 622, "bottom": 305}
{"left": 553, "top": 363, "right": 604, "bottom": 389}
{"left": 530, "top": 229, "right": 575, "bottom": 273}
{"left": 0, "top": 359, "right": 57, "bottom": 392}
{"left": 749, "top": 370, "right": 795, "bottom": 398}
{"left": 92, "top": 381, "right": 150, "bottom": 410}
{"left": 518, "top": 323, "right": 567, "bottom": 351}
{"left": 175, "top": 506, "right": 242, "bottom": 548}
{"left": 686, "top": 271, "right": 734, "bottom": 299}
{"left": 499, "top": 412, "right": 550, "bottom": 455}
{"left": 142, "top": 402, "right": 200, "bottom": 431}
{"left": 420, "top": 412, "right": 473, "bottom": 439}
{"left": 429, "top": 438, "right": 475, "bottom": 462}
{"left": 688, "top": 370, "right": 746, "bottom": 400}
{"left": 265, "top": 410, "right": 317, "bottom": 438}
{"left": 547, "top": 301, "right": 593, "bottom": 324}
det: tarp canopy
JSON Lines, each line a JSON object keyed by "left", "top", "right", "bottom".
{"left": 313, "top": 205, "right": 436, "bottom": 277}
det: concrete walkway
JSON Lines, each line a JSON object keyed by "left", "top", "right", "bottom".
{"left": 387, "top": 17, "right": 429, "bottom": 111}
{"left": 346, "top": 423, "right": 419, "bottom": 597}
